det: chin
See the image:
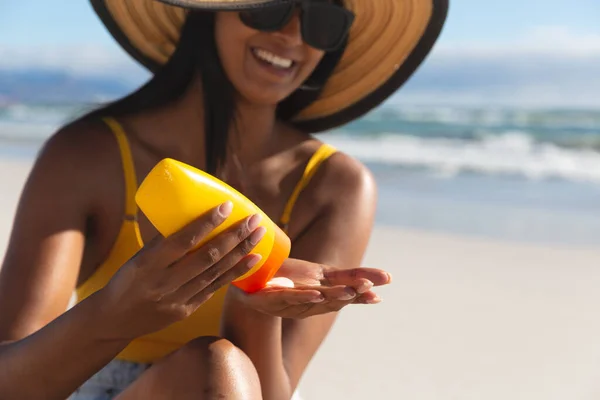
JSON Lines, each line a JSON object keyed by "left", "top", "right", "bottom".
{"left": 239, "top": 87, "right": 299, "bottom": 107}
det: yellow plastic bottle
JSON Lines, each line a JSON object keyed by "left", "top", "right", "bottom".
{"left": 135, "top": 158, "right": 291, "bottom": 293}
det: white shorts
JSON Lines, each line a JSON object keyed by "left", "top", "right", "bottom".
{"left": 68, "top": 359, "right": 150, "bottom": 400}
{"left": 69, "top": 359, "right": 304, "bottom": 399}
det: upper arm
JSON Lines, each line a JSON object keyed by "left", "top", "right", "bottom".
{"left": 0, "top": 128, "right": 96, "bottom": 340}
{"left": 282, "top": 152, "right": 378, "bottom": 387}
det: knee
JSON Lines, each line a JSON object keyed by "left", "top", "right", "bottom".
{"left": 175, "top": 337, "right": 259, "bottom": 381}
{"left": 176, "top": 336, "right": 247, "bottom": 368}
{"left": 172, "top": 336, "right": 261, "bottom": 398}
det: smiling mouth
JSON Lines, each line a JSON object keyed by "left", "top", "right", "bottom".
{"left": 252, "top": 48, "right": 296, "bottom": 70}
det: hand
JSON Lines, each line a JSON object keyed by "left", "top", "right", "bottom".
{"left": 230, "top": 258, "right": 392, "bottom": 319}
{"left": 94, "top": 201, "right": 266, "bottom": 340}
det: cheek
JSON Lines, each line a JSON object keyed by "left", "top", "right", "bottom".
{"left": 214, "top": 13, "right": 247, "bottom": 84}
{"left": 302, "top": 48, "right": 326, "bottom": 79}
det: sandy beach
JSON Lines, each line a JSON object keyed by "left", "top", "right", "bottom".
{"left": 0, "top": 157, "right": 33, "bottom": 251}
{"left": 1, "top": 158, "right": 600, "bottom": 399}
{"left": 300, "top": 228, "right": 600, "bottom": 400}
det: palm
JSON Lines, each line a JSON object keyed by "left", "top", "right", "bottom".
{"left": 232, "top": 258, "right": 391, "bottom": 319}
{"left": 273, "top": 258, "right": 326, "bottom": 287}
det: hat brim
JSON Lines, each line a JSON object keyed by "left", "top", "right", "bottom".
{"left": 90, "top": 0, "right": 448, "bottom": 132}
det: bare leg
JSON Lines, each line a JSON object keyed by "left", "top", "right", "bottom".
{"left": 116, "top": 336, "right": 262, "bottom": 400}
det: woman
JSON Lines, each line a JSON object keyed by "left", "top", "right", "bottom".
{"left": 0, "top": 0, "right": 447, "bottom": 398}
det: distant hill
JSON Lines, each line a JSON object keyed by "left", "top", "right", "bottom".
{"left": 1, "top": 47, "right": 599, "bottom": 109}
{"left": 0, "top": 69, "right": 136, "bottom": 104}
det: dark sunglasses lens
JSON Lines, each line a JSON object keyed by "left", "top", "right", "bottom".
{"left": 302, "top": 3, "right": 353, "bottom": 50}
{"left": 239, "top": 3, "right": 294, "bottom": 32}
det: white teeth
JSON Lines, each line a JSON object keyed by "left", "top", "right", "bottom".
{"left": 253, "top": 48, "right": 293, "bottom": 69}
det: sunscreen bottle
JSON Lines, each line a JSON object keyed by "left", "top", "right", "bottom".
{"left": 135, "top": 158, "right": 291, "bottom": 293}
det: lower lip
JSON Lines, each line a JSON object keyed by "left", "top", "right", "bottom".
{"left": 251, "top": 49, "right": 296, "bottom": 78}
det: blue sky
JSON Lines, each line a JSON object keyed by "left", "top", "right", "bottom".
{"left": 1, "top": 0, "right": 599, "bottom": 107}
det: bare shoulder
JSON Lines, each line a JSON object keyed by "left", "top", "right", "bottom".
{"left": 40, "top": 118, "right": 114, "bottom": 166}
{"left": 307, "top": 145, "right": 378, "bottom": 211}
{"left": 321, "top": 150, "right": 375, "bottom": 199}
{"left": 282, "top": 125, "right": 377, "bottom": 207}
{"left": 282, "top": 131, "right": 378, "bottom": 265}
{"left": 36, "top": 118, "right": 118, "bottom": 177}
{"left": 28, "top": 117, "right": 122, "bottom": 207}
{"left": 285, "top": 136, "right": 378, "bottom": 241}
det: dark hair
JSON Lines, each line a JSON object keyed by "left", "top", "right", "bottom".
{"left": 80, "top": 8, "right": 346, "bottom": 176}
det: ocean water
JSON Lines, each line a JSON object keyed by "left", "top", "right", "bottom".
{"left": 1, "top": 103, "right": 599, "bottom": 246}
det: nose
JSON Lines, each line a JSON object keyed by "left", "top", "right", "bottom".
{"left": 272, "top": 10, "right": 303, "bottom": 46}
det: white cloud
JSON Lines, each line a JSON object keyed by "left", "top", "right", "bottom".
{"left": 434, "top": 25, "right": 600, "bottom": 58}
{"left": 390, "top": 26, "right": 600, "bottom": 108}
{"left": 2, "top": 25, "right": 597, "bottom": 67}
{"left": 1, "top": 26, "right": 599, "bottom": 108}
{"left": 390, "top": 85, "right": 600, "bottom": 109}
{"left": 2, "top": 25, "right": 596, "bottom": 73}
{"left": 523, "top": 26, "right": 600, "bottom": 55}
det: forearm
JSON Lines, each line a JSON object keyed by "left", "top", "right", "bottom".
{"left": 221, "top": 295, "right": 292, "bottom": 400}
{"left": 0, "top": 291, "right": 131, "bottom": 400}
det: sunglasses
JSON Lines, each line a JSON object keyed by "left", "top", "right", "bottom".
{"left": 239, "top": 0, "right": 355, "bottom": 51}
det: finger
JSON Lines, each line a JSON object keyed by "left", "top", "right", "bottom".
{"left": 187, "top": 225, "right": 266, "bottom": 282}
{"left": 163, "top": 216, "right": 265, "bottom": 291}
{"left": 353, "top": 291, "right": 382, "bottom": 305}
{"left": 243, "top": 288, "right": 325, "bottom": 309}
{"left": 323, "top": 268, "right": 392, "bottom": 287}
{"left": 314, "top": 285, "right": 357, "bottom": 302}
{"left": 319, "top": 287, "right": 371, "bottom": 312}
{"left": 173, "top": 227, "right": 263, "bottom": 304}
{"left": 184, "top": 253, "right": 262, "bottom": 306}
{"left": 140, "top": 201, "right": 234, "bottom": 270}
{"left": 355, "top": 278, "right": 374, "bottom": 294}
{"left": 185, "top": 215, "right": 264, "bottom": 271}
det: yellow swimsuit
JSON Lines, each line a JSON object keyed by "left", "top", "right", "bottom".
{"left": 75, "top": 118, "right": 337, "bottom": 364}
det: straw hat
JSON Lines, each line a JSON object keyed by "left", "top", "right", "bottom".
{"left": 90, "top": 0, "right": 448, "bottom": 132}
